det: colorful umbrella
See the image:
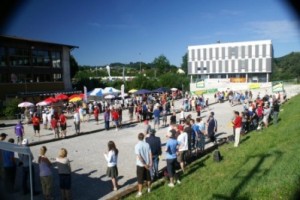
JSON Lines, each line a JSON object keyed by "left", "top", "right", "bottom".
{"left": 55, "top": 94, "right": 68, "bottom": 101}
{"left": 68, "top": 93, "right": 84, "bottom": 100}
{"left": 18, "top": 102, "right": 34, "bottom": 108}
{"left": 44, "top": 97, "right": 57, "bottom": 104}
{"left": 36, "top": 101, "right": 50, "bottom": 106}
{"left": 69, "top": 96, "right": 82, "bottom": 102}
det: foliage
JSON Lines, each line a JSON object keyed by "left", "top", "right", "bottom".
{"left": 126, "top": 94, "right": 300, "bottom": 200}
{"left": 158, "top": 72, "right": 189, "bottom": 90}
{"left": 3, "top": 98, "right": 21, "bottom": 119}
{"left": 272, "top": 52, "right": 300, "bottom": 82}
{"left": 181, "top": 52, "right": 188, "bottom": 73}
{"left": 70, "top": 55, "right": 79, "bottom": 78}
{"left": 152, "top": 54, "right": 171, "bottom": 73}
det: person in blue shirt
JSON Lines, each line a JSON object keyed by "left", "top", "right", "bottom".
{"left": 165, "top": 129, "right": 181, "bottom": 187}
{"left": 153, "top": 106, "right": 161, "bottom": 130}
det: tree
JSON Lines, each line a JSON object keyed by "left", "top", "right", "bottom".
{"left": 181, "top": 52, "right": 188, "bottom": 73}
{"left": 152, "top": 55, "right": 171, "bottom": 73}
{"left": 70, "top": 55, "right": 79, "bottom": 78}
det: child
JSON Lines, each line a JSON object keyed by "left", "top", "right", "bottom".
{"left": 56, "top": 148, "right": 71, "bottom": 200}
{"left": 104, "top": 141, "right": 119, "bottom": 191}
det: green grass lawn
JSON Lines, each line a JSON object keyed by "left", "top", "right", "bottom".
{"left": 126, "top": 94, "right": 300, "bottom": 200}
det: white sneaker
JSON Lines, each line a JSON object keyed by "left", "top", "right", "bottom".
{"left": 177, "top": 180, "right": 181, "bottom": 184}
{"left": 136, "top": 192, "right": 142, "bottom": 198}
{"left": 147, "top": 188, "right": 151, "bottom": 193}
{"left": 168, "top": 183, "right": 175, "bottom": 188}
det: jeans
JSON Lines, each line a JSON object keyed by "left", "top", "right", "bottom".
{"left": 74, "top": 122, "right": 80, "bottom": 134}
{"left": 273, "top": 111, "right": 279, "bottom": 125}
{"left": 105, "top": 121, "right": 110, "bottom": 130}
{"left": 151, "top": 155, "right": 159, "bottom": 178}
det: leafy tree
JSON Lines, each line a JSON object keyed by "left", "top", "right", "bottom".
{"left": 4, "top": 98, "right": 21, "bottom": 119}
{"left": 152, "top": 54, "right": 171, "bottom": 73}
{"left": 181, "top": 52, "right": 188, "bottom": 73}
{"left": 70, "top": 55, "right": 79, "bottom": 78}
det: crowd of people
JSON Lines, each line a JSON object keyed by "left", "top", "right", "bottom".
{"left": 0, "top": 89, "right": 285, "bottom": 199}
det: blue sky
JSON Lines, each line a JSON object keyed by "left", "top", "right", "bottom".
{"left": 3, "top": 0, "right": 300, "bottom": 66}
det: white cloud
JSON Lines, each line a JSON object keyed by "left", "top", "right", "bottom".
{"left": 220, "top": 9, "right": 242, "bottom": 16}
{"left": 247, "top": 20, "right": 300, "bottom": 42}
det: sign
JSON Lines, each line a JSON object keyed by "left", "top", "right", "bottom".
{"left": 249, "top": 83, "right": 260, "bottom": 89}
{"left": 196, "top": 80, "right": 205, "bottom": 88}
{"left": 272, "top": 81, "right": 284, "bottom": 92}
{"left": 121, "top": 84, "right": 125, "bottom": 100}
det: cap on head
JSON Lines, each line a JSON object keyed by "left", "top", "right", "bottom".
{"left": 22, "top": 138, "right": 28, "bottom": 145}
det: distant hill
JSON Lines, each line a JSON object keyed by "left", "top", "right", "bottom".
{"left": 272, "top": 52, "right": 300, "bottom": 81}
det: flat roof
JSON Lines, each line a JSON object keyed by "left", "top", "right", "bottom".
{"left": 188, "top": 40, "right": 272, "bottom": 50}
{"left": 0, "top": 35, "right": 79, "bottom": 49}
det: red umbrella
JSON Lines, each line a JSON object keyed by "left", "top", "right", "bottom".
{"left": 44, "top": 97, "right": 57, "bottom": 104}
{"left": 55, "top": 94, "right": 68, "bottom": 101}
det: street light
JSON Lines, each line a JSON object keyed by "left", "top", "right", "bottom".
{"left": 139, "top": 52, "right": 141, "bottom": 73}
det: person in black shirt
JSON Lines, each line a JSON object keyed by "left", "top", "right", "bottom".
{"left": 145, "top": 129, "right": 162, "bottom": 179}
{"left": 184, "top": 120, "right": 193, "bottom": 160}
{"left": 272, "top": 100, "right": 280, "bottom": 125}
{"left": 170, "top": 112, "right": 177, "bottom": 125}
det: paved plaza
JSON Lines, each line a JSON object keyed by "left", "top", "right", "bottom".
{"left": 1, "top": 85, "right": 300, "bottom": 200}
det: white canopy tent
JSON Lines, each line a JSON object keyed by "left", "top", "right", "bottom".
{"left": 102, "top": 87, "right": 120, "bottom": 95}
{"left": 0, "top": 141, "right": 34, "bottom": 200}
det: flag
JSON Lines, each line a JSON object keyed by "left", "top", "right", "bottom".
{"left": 122, "top": 66, "right": 125, "bottom": 82}
{"left": 121, "top": 84, "right": 125, "bottom": 100}
{"left": 83, "top": 86, "right": 88, "bottom": 103}
{"left": 106, "top": 65, "right": 112, "bottom": 81}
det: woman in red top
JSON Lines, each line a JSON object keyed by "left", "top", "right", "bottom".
{"left": 32, "top": 113, "right": 40, "bottom": 137}
{"left": 51, "top": 115, "right": 60, "bottom": 138}
{"left": 111, "top": 109, "right": 119, "bottom": 131}
{"left": 59, "top": 113, "right": 67, "bottom": 138}
{"left": 94, "top": 106, "right": 99, "bottom": 125}
{"left": 232, "top": 111, "right": 242, "bottom": 147}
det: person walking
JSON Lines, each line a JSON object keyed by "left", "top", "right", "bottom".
{"left": 32, "top": 113, "right": 40, "bottom": 137}
{"left": 104, "top": 108, "right": 110, "bottom": 130}
{"left": 50, "top": 115, "right": 60, "bottom": 138}
{"left": 15, "top": 121, "right": 24, "bottom": 145}
{"left": 165, "top": 129, "right": 181, "bottom": 187}
{"left": 73, "top": 111, "right": 80, "bottom": 135}
{"left": 232, "top": 111, "right": 242, "bottom": 147}
{"left": 145, "top": 129, "right": 162, "bottom": 180}
{"left": 59, "top": 112, "right": 67, "bottom": 138}
{"left": 93, "top": 106, "right": 99, "bottom": 125}
{"left": 104, "top": 141, "right": 119, "bottom": 191}
{"left": 38, "top": 146, "right": 53, "bottom": 200}
{"left": 135, "top": 133, "right": 152, "bottom": 198}
{"left": 207, "top": 112, "right": 218, "bottom": 144}
{"left": 56, "top": 148, "right": 72, "bottom": 200}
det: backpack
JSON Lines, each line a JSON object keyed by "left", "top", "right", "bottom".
{"left": 213, "top": 149, "right": 222, "bottom": 162}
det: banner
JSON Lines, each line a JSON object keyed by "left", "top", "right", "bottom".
{"left": 83, "top": 86, "right": 88, "bottom": 103}
{"left": 121, "top": 84, "right": 125, "bottom": 100}
{"left": 196, "top": 80, "right": 205, "bottom": 88}
{"left": 122, "top": 66, "right": 125, "bottom": 82}
{"left": 249, "top": 83, "right": 260, "bottom": 89}
{"left": 272, "top": 81, "right": 284, "bottom": 92}
{"left": 106, "top": 65, "right": 112, "bottom": 81}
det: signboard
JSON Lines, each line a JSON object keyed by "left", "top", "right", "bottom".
{"left": 196, "top": 80, "right": 205, "bottom": 88}
{"left": 272, "top": 81, "right": 284, "bottom": 92}
{"left": 249, "top": 83, "right": 260, "bottom": 89}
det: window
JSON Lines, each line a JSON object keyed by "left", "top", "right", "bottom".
{"left": 52, "top": 51, "right": 61, "bottom": 68}
{"left": 53, "top": 73, "right": 62, "bottom": 81}
{"left": 8, "top": 47, "right": 30, "bottom": 66}
{"left": 0, "top": 47, "right": 5, "bottom": 66}
{"left": 32, "top": 49, "right": 50, "bottom": 66}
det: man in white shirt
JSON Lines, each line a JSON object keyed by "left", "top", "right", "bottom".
{"left": 176, "top": 125, "right": 188, "bottom": 172}
{"left": 73, "top": 111, "right": 80, "bottom": 134}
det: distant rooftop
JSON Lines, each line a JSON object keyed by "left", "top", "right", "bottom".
{"left": 0, "top": 35, "right": 79, "bottom": 49}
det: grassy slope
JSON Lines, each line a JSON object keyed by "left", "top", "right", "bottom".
{"left": 126, "top": 95, "right": 300, "bottom": 200}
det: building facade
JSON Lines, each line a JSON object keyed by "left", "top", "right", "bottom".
{"left": 0, "top": 35, "right": 78, "bottom": 102}
{"left": 188, "top": 40, "right": 273, "bottom": 83}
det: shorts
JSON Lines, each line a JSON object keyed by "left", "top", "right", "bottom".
{"left": 177, "top": 151, "right": 187, "bottom": 163}
{"left": 106, "top": 166, "right": 118, "bottom": 178}
{"left": 136, "top": 166, "right": 151, "bottom": 184}
{"left": 166, "top": 158, "right": 177, "bottom": 178}
{"left": 114, "top": 120, "right": 119, "bottom": 126}
{"left": 33, "top": 125, "right": 40, "bottom": 131}
{"left": 60, "top": 124, "right": 67, "bottom": 131}
{"left": 59, "top": 174, "right": 71, "bottom": 190}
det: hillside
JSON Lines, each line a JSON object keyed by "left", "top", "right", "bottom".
{"left": 272, "top": 52, "right": 300, "bottom": 81}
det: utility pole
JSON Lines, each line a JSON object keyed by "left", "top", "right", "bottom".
{"left": 139, "top": 52, "right": 141, "bottom": 73}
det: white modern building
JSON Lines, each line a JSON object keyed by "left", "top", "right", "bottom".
{"left": 188, "top": 40, "right": 273, "bottom": 82}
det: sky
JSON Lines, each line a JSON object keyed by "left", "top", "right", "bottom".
{"left": 3, "top": 0, "right": 300, "bottom": 66}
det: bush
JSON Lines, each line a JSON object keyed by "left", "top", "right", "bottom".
{"left": 3, "top": 98, "right": 21, "bottom": 119}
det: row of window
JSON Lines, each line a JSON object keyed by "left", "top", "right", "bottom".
{"left": 189, "top": 44, "right": 272, "bottom": 61}
{"left": 0, "top": 47, "right": 61, "bottom": 68}
{"left": 0, "top": 73, "right": 62, "bottom": 83}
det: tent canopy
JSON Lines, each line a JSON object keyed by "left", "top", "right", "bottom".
{"left": 152, "top": 87, "right": 170, "bottom": 93}
{"left": 88, "top": 88, "right": 103, "bottom": 97}
{"left": 134, "top": 89, "right": 151, "bottom": 95}
{"left": 103, "top": 87, "right": 120, "bottom": 95}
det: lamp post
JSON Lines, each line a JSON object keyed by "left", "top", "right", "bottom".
{"left": 139, "top": 52, "right": 141, "bottom": 73}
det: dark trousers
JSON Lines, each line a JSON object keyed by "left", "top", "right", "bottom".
{"left": 4, "top": 166, "right": 16, "bottom": 193}
{"left": 74, "top": 122, "right": 80, "bottom": 134}
{"left": 105, "top": 121, "right": 110, "bottom": 130}
{"left": 22, "top": 166, "right": 36, "bottom": 193}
